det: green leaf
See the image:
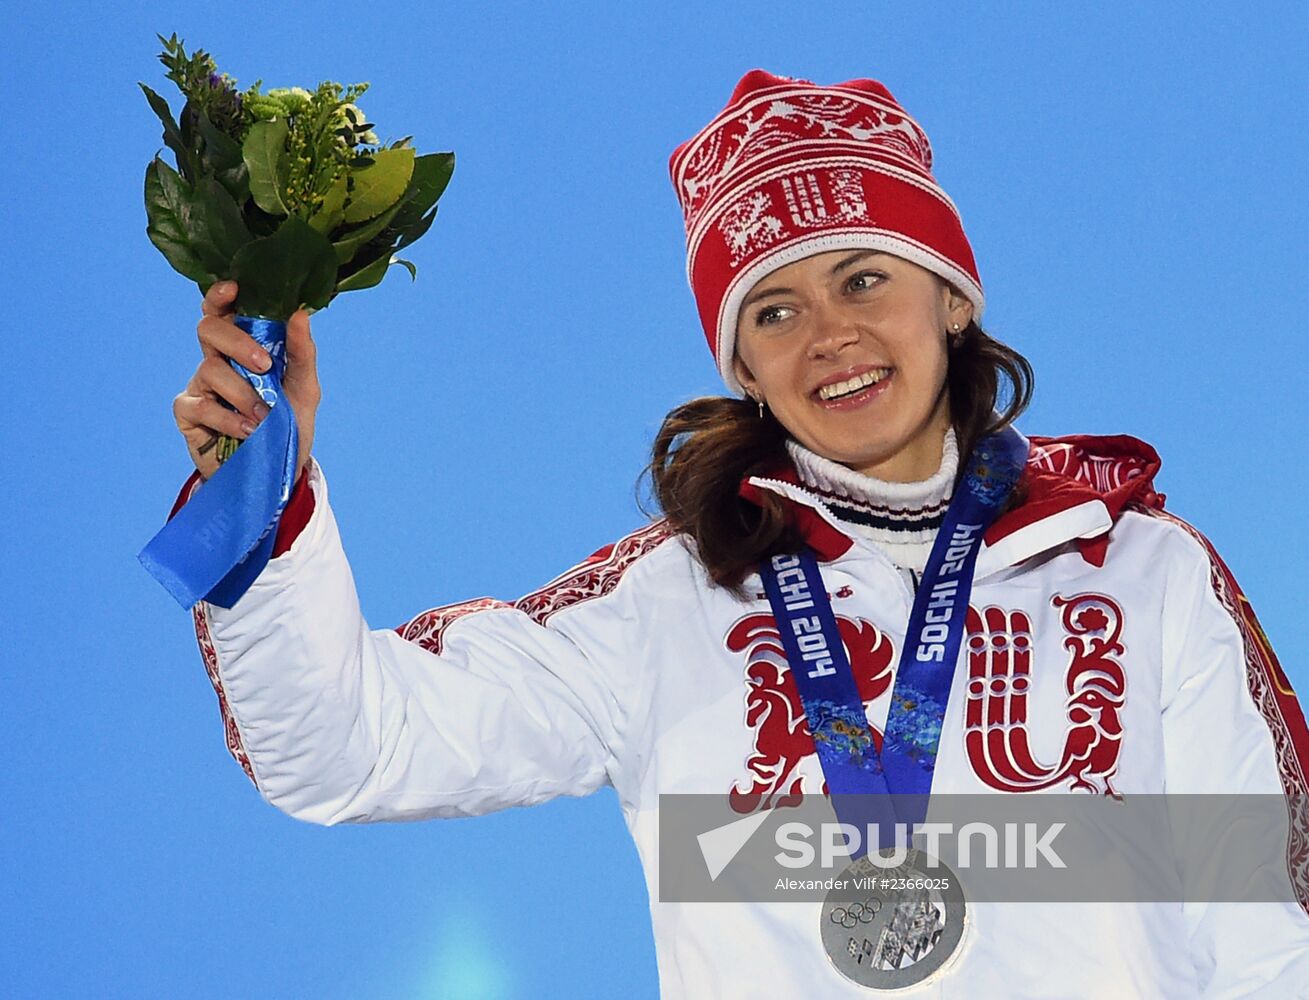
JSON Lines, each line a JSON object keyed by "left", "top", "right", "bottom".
{"left": 196, "top": 176, "right": 253, "bottom": 262}
{"left": 307, "top": 172, "right": 348, "bottom": 235}
{"left": 195, "top": 109, "right": 243, "bottom": 170}
{"left": 230, "top": 215, "right": 339, "bottom": 320}
{"left": 334, "top": 249, "right": 388, "bottom": 292}
{"left": 394, "top": 205, "right": 438, "bottom": 252}
{"left": 144, "top": 157, "right": 216, "bottom": 285}
{"left": 393, "top": 258, "right": 417, "bottom": 281}
{"left": 179, "top": 100, "right": 199, "bottom": 162}
{"left": 215, "top": 161, "right": 251, "bottom": 206}
{"left": 139, "top": 82, "right": 197, "bottom": 181}
{"left": 243, "top": 118, "right": 291, "bottom": 217}
{"left": 335, "top": 251, "right": 396, "bottom": 293}
{"left": 343, "top": 147, "right": 415, "bottom": 223}
{"left": 390, "top": 152, "right": 453, "bottom": 231}
{"left": 331, "top": 197, "right": 404, "bottom": 265}
{"left": 301, "top": 240, "right": 339, "bottom": 311}
{"left": 153, "top": 161, "right": 231, "bottom": 275}
{"left": 242, "top": 201, "right": 284, "bottom": 239}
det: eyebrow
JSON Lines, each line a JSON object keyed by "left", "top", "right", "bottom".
{"left": 741, "top": 251, "right": 884, "bottom": 308}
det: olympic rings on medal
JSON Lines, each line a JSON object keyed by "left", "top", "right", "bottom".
{"left": 829, "top": 898, "right": 882, "bottom": 929}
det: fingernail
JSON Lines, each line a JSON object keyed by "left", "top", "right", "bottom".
{"left": 251, "top": 350, "right": 271, "bottom": 371}
{"left": 240, "top": 419, "right": 257, "bottom": 436}
{"left": 253, "top": 402, "right": 270, "bottom": 419}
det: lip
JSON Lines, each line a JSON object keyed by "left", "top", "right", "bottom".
{"left": 810, "top": 364, "right": 894, "bottom": 408}
{"left": 811, "top": 364, "right": 893, "bottom": 395}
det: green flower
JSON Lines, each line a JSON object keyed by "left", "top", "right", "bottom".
{"left": 268, "top": 86, "right": 313, "bottom": 116}
{"left": 244, "top": 95, "right": 286, "bottom": 122}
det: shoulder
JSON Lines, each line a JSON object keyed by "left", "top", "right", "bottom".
{"left": 1023, "top": 431, "right": 1165, "bottom": 511}
{"left": 988, "top": 430, "right": 1169, "bottom": 565}
{"left": 1116, "top": 503, "right": 1255, "bottom": 625}
{"left": 514, "top": 518, "right": 693, "bottom": 626}
{"left": 999, "top": 429, "right": 1248, "bottom": 574}
{"left": 1027, "top": 431, "right": 1223, "bottom": 568}
{"left": 396, "top": 518, "right": 695, "bottom": 651}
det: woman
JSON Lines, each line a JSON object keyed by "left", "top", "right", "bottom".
{"left": 169, "top": 70, "right": 1309, "bottom": 996}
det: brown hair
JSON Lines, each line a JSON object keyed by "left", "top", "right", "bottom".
{"left": 637, "top": 321, "right": 1035, "bottom": 598}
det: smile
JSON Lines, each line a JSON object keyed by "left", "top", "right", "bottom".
{"left": 815, "top": 367, "right": 892, "bottom": 402}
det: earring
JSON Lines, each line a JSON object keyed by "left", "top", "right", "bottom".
{"left": 949, "top": 321, "right": 963, "bottom": 346}
{"left": 757, "top": 396, "right": 765, "bottom": 419}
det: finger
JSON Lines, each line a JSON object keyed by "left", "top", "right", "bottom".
{"left": 175, "top": 393, "right": 260, "bottom": 440}
{"left": 197, "top": 356, "right": 271, "bottom": 420}
{"left": 197, "top": 314, "right": 273, "bottom": 372}
{"left": 201, "top": 280, "right": 238, "bottom": 318}
{"left": 283, "top": 308, "right": 322, "bottom": 401}
{"left": 284, "top": 309, "right": 317, "bottom": 369}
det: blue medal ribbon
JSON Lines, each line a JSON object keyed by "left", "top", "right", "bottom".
{"left": 759, "top": 425, "right": 1028, "bottom": 855}
{"left": 139, "top": 316, "right": 300, "bottom": 610}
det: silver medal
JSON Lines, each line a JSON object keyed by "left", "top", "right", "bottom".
{"left": 820, "top": 848, "right": 966, "bottom": 990}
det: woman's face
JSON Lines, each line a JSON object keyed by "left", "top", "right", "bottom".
{"left": 732, "top": 250, "right": 973, "bottom": 482}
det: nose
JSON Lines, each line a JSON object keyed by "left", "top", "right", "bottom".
{"left": 805, "top": 304, "right": 861, "bottom": 360}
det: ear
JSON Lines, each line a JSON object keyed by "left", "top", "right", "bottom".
{"left": 941, "top": 280, "right": 974, "bottom": 330}
{"left": 732, "top": 352, "right": 758, "bottom": 398}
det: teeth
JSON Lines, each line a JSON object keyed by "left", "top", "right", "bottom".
{"left": 818, "top": 368, "right": 890, "bottom": 401}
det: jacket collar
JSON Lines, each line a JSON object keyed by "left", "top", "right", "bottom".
{"left": 738, "top": 433, "right": 1166, "bottom": 576}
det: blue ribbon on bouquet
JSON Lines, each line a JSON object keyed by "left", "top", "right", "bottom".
{"left": 759, "top": 425, "right": 1029, "bottom": 856}
{"left": 138, "top": 315, "right": 299, "bottom": 610}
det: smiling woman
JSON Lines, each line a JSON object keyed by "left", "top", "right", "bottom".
{"left": 165, "top": 67, "right": 1309, "bottom": 999}
{"left": 736, "top": 251, "right": 963, "bottom": 480}
{"left": 647, "top": 245, "right": 1032, "bottom": 591}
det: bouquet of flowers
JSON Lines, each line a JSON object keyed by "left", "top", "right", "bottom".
{"left": 138, "top": 34, "right": 453, "bottom": 609}
{"left": 141, "top": 32, "right": 452, "bottom": 319}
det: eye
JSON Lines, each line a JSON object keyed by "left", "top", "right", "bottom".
{"left": 753, "top": 303, "right": 795, "bottom": 327}
{"left": 846, "top": 270, "right": 887, "bottom": 293}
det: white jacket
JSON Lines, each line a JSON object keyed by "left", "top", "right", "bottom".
{"left": 182, "top": 432, "right": 1309, "bottom": 998}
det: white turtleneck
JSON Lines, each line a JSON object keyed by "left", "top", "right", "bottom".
{"left": 785, "top": 427, "right": 959, "bottom": 576}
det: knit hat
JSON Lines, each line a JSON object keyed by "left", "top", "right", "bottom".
{"left": 669, "top": 69, "right": 984, "bottom": 395}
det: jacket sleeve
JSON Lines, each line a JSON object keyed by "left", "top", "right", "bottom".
{"left": 1156, "top": 511, "right": 1309, "bottom": 997}
{"left": 186, "top": 457, "right": 655, "bottom": 826}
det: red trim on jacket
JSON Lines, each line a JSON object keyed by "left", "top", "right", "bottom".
{"left": 1133, "top": 504, "right": 1309, "bottom": 915}
{"left": 396, "top": 521, "right": 676, "bottom": 649}
{"left": 191, "top": 601, "right": 258, "bottom": 786}
{"left": 169, "top": 467, "right": 315, "bottom": 558}
{"left": 738, "top": 470, "right": 854, "bottom": 562}
{"left": 1018, "top": 434, "right": 1166, "bottom": 567}
{"left": 170, "top": 464, "right": 314, "bottom": 789}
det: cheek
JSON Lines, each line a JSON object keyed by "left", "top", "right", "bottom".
{"left": 740, "top": 338, "right": 800, "bottom": 390}
{"left": 899, "top": 329, "right": 949, "bottom": 379}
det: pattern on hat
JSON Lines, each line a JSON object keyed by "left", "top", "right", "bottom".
{"left": 669, "top": 70, "right": 984, "bottom": 394}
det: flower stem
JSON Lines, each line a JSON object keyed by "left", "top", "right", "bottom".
{"left": 215, "top": 433, "right": 241, "bottom": 464}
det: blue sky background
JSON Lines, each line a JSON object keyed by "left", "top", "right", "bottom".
{"left": 3, "top": 2, "right": 1306, "bottom": 997}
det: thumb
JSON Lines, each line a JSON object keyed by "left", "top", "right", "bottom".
{"left": 284, "top": 308, "right": 318, "bottom": 377}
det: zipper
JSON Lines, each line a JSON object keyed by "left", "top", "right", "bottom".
{"left": 901, "top": 566, "right": 921, "bottom": 602}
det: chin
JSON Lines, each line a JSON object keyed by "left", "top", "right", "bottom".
{"left": 811, "top": 438, "right": 897, "bottom": 469}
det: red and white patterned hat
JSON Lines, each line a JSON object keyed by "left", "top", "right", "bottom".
{"left": 669, "top": 69, "right": 984, "bottom": 395}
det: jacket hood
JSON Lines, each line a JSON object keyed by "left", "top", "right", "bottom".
{"left": 1011, "top": 433, "right": 1166, "bottom": 566}
{"left": 739, "top": 432, "right": 1168, "bottom": 571}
